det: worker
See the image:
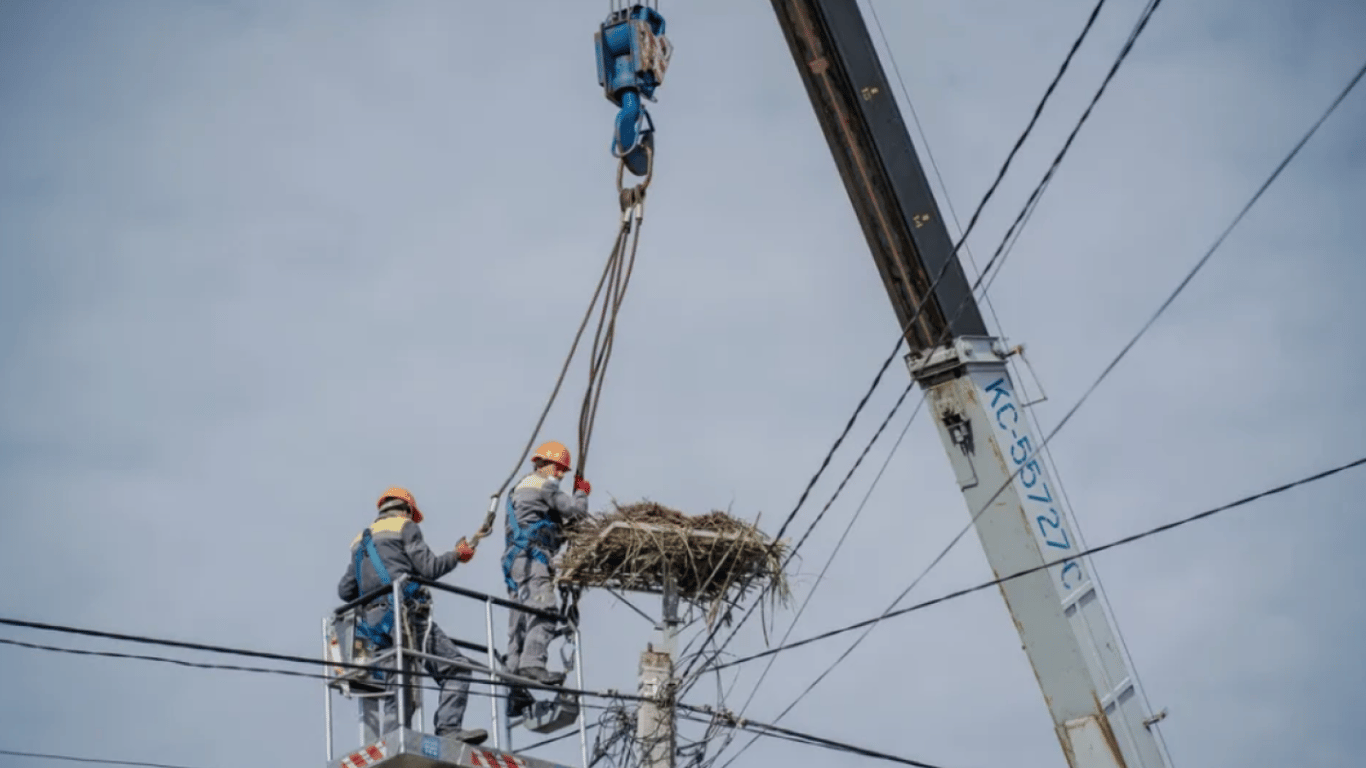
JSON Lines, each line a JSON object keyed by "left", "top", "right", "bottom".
{"left": 338, "top": 487, "right": 488, "bottom": 746}
{"left": 503, "top": 440, "right": 591, "bottom": 686}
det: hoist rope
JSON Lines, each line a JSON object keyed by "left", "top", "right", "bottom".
{"left": 466, "top": 147, "right": 653, "bottom": 551}
{"left": 578, "top": 157, "right": 650, "bottom": 477}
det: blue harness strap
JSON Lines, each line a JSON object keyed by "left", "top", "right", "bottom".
{"left": 501, "top": 493, "right": 558, "bottom": 593}
{"left": 353, "top": 527, "right": 424, "bottom": 651}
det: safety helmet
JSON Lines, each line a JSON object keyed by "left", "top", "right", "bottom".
{"left": 531, "top": 440, "right": 571, "bottom": 471}
{"left": 377, "top": 486, "right": 424, "bottom": 524}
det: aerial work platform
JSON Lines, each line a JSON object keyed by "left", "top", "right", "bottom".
{"left": 328, "top": 728, "right": 572, "bottom": 768}
{"left": 323, "top": 575, "right": 589, "bottom": 768}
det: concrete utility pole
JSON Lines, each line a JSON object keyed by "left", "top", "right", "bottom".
{"left": 636, "top": 572, "right": 680, "bottom": 768}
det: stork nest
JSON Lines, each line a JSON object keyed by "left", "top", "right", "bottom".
{"left": 556, "top": 500, "right": 790, "bottom": 616}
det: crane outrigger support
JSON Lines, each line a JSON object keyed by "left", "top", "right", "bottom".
{"left": 766, "top": 1, "right": 1171, "bottom": 766}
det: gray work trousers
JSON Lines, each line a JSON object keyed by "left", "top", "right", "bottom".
{"left": 505, "top": 552, "right": 557, "bottom": 672}
{"left": 358, "top": 604, "right": 472, "bottom": 741}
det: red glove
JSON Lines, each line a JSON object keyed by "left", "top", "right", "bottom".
{"left": 574, "top": 476, "right": 592, "bottom": 494}
{"left": 455, "top": 538, "right": 475, "bottom": 563}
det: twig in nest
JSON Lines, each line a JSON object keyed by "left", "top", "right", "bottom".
{"left": 557, "top": 500, "right": 791, "bottom": 614}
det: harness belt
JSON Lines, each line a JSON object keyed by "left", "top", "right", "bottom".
{"left": 501, "top": 494, "right": 559, "bottom": 593}
{"left": 353, "top": 527, "right": 426, "bottom": 652}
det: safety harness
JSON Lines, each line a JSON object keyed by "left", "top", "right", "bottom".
{"left": 353, "top": 527, "right": 426, "bottom": 650}
{"left": 501, "top": 492, "right": 560, "bottom": 593}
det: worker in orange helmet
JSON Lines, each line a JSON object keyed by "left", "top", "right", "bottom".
{"left": 502, "top": 441, "right": 590, "bottom": 689}
{"left": 338, "top": 486, "right": 488, "bottom": 746}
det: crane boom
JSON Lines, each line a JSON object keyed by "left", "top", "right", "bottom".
{"left": 766, "top": 2, "right": 1169, "bottom": 767}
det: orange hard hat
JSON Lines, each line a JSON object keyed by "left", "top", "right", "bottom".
{"left": 377, "top": 486, "right": 423, "bottom": 524}
{"left": 531, "top": 440, "right": 571, "bottom": 470}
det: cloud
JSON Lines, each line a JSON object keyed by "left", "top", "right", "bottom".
{"left": 2, "top": 0, "right": 1364, "bottom": 767}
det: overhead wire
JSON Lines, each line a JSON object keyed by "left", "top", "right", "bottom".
{"left": 713, "top": 38, "right": 1366, "bottom": 732}
{"left": 676, "top": 710, "right": 954, "bottom": 768}
{"left": 694, "top": 0, "right": 1163, "bottom": 693}
{"left": 861, "top": 0, "right": 1175, "bottom": 765}
{"left": 19, "top": 16, "right": 1358, "bottom": 768}
{"left": 677, "top": 395, "right": 926, "bottom": 763}
{"left": 0, "top": 615, "right": 660, "bottom": 709}
{"left": 0, "top": 618, "right": 971, "bottom": 768}
{"left": 708, "top": 453, "right": 1366, "bottom": 670}
{"left": 0, "top": 635, "right": 569, "bottom": 707}
{"left": 675, "top": 0, "right": 1121, "bottom": 685}
{"left": 0, "top": 749, "right": 203, "bottom": 768}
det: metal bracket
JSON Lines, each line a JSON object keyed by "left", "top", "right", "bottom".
{"left": 1005, "top": 342, "right": 1050, "bottom": 408}
{"left": 941, "top": 410, "right": 974, "bottom": 456}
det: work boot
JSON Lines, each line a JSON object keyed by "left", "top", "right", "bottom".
{"left": 517, "top": 666, "right": 566, "bottom": 686}
{"left": 437, "top": 728, "right": 488, "bottom": 746}
{"left": 507, "top": 686, "right": 535, "bottom": 718}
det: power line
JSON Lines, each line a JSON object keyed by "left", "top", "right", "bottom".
{"left": 0, "top": 749, "right": 202, "bottom": 768}
{"left": 696, "top": 0, "right": 1112, "bottom": 714}
{"left": 678, "top": 389, "right": 923, "bottom": 697}
{"left": 676, "top": 394, "right": 925, "bottom": 765}
{"left": 0, "top": 636, "right": 535, "bottom": 706}
{"left": 872, "top": 0, "right": 1175, "bottom": 764}
{"left": 709, "top": 453, "right": 1366, "bottom": 672}
{"left": 712, "top": 32, "right": 1366, "bottom": 728}
{"left": 0, "top": 631, "right": 960, "bottom": 768}
{"left": 678, "top": 0, "right": 1124, "bottom": 684}
{"left": 965, "top": 0, "right": 1163, "bottom": 298}
{"left": 0, "top": 616, "right": 649, "bottom": 708}
{"left": 677, "top": 711, "right": 954, "bottom": 768}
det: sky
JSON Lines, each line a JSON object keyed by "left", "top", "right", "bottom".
{"left": 2, "top": 1, "right": 1365, "bottom": 767}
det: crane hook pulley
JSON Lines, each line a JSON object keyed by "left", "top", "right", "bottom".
{"left": 595, "top": 4, "right": 671, "bottom": 177}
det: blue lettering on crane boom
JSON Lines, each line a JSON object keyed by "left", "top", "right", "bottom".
{"left": 983, "top": 376, "right": 1084, "bottom": 592}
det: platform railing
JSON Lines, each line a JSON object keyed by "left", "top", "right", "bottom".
{"left": 323, "top": 573, "right": 588, "bottom": 767}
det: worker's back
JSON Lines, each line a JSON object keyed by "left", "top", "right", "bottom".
{"left": 505, "top": 472, "right": 588, "bottom": 554}
{"left": 339, "top": 502, "right": 460, "bottom": 604}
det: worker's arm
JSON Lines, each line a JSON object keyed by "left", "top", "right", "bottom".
{"left": 401, "top": 520, "right": 461, "bottom": 581}
{"left": 545, "top": 477, "right": 590, "bottom": 527}
{"left": 338, "top": 550, "right": 359, "bottom": 602}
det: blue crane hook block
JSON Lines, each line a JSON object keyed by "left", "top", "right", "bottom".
{"left": 594, "top": 5, "right": 672, "bottom": 177}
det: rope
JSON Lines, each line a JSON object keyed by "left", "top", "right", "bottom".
{"left": 466, "top": 145, "right": 654, "bottom": 550}
{"left": 579, "top": 151, "right": 651, "bottom": 477}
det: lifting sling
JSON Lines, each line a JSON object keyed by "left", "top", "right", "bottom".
{"left": 353, "top": 527, "right": 426, "bottom": 651}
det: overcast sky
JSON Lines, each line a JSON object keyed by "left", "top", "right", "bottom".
{"left": 3, "top": 1, "right": 1365, "bottom": 767}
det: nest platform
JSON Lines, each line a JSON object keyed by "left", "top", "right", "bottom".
{"left": 556, "top": 501, "right": 789, "bottom": 606}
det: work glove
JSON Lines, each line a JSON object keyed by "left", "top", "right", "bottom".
{"left": 574, "top": 475, "right": 592, "bottom": 495}
{"left": 455, "top": 537, "right": 475, "bottom": 563}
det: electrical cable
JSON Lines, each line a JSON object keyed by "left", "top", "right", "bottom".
{"left": 784, "top": 40, "right": 1366, "bottom": 710}
{"left": 0, "top": 624, "right": 976, "bottom": 768}
{"left": 867, "top": 0, "right": 1176, "bottom": 765}
{"left": 676, "top": 396, "right": 925, "bottom": 763}
{"left": 0, "top": 636, "right": 632, "bottom": 713}
{"left": 704, "top": 4, "right": 1180, "bottom": 755}
{"left": 676, "top": 710, "right": 954, "bottom": 768}
{"left": 0, "top": 749, "right": 203, "bottom": 768}
{"left": 0, "top": 616, "right": 661, "bottom": 709}
{"left": 677, "top": 391, "right": 923, "bottom": 712}
{"left": 681, "top": 0, "right": 1147, "bottom": 689}
{"left": 676, "top": 0, "right": 1121, "bottom": 684}
{"left": 709, "top": 453, "right": 1366, "bottom": 670}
